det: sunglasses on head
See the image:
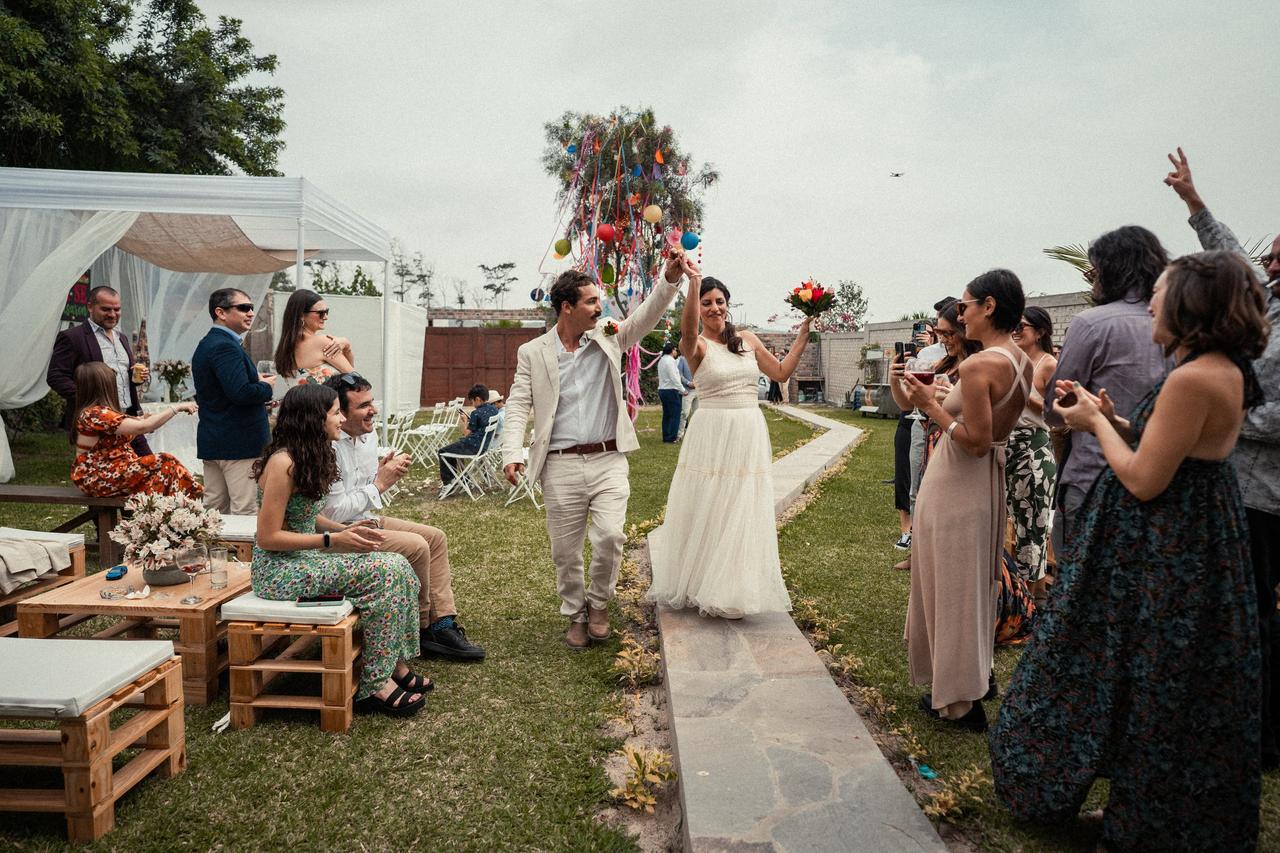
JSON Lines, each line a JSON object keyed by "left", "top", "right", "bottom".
{"left": 337, "top": 372, "right": 365, "bottom": 386}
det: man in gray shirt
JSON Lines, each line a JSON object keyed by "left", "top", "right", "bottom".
{"left": 1165, "top": 146, "right": 1280, "bottom": 768}
{"left": 1046, "top": 225, "right": 1174, "bottom": 546}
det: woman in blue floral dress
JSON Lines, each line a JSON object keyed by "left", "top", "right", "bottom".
{"left": 989, "top": 251, "right": 1270, "bottom": 851}
{"left": 253, "top": 383, "right": 427, "bottom": 717}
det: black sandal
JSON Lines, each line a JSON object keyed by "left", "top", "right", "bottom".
{"left": 393, "top": 670, "right": 434, "bottom": 693}
{"left": 356, "top": 685, "right": 425, "bottom": 717}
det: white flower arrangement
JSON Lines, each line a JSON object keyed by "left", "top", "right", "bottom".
{"left": 109, "top": 493, "right": 223, "bottom": 569}
{"left": 153, "top": 359, "right": 191, "bottom": 387}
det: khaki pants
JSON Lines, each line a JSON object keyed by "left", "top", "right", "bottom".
{"left": 540, "top": 451, "right": 629, "bottom": 622}
{"left": 378, "top": 516, "right": 456, "bottom": 625}
{"left": 202, "top": 458, "right": 258, "bottom": 515}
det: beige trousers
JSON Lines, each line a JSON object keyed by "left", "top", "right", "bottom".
{"left": 540, "top": 451, "right": 629, "bottom": 622}
{"left": 202, "top": 458, "right": 258, "bottom": 515}
{"left": 378, "top": 516, "right": 456, "bottom": 625}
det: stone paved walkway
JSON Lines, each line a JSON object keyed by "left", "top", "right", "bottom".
{"left": 656, "top": 405, "right": 946, "bottom": 852}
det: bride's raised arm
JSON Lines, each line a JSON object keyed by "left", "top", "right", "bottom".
{"left": 678, "top": 254, "right": 706, "bottom": 372}
{"left": 750, "top": 317, "right": 812, "bottom": 382}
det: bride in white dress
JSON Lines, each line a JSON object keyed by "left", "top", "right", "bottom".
{"left": 647, "top": 270, "right": 813, "bottom": 618}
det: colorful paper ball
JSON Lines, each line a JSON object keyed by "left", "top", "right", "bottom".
{"left": 601, "top": 264, "right": 616, "bottom": 284}
{"left": 554, "top": 238, "right": 571, "bottom": 256}
{"left": 643, "top": 205, "right": 663, "bottom": 224}
{"left": 596, "top": 223, "right": 616, "bottom": 243}
{"left": 681, "top": 231, "right": 701, "bottom": 250}
{"left": 567, "top": 144, "right": 577, "bottom": 154}
{"left": 631, "top": 165, "right": 643, "bottom": 177}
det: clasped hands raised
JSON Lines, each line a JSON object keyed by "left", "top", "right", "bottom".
{"left": 1052, "top": 380, "right": 1120, "bottom": 434}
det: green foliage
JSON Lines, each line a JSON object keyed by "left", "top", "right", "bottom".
{"left": 812, "top": 280, "right": 869, "bottom": 333}
{"left": 1043, "top": 243, "right": 1091, "bottom": 273}
{"left": 308, "top": 260, "right": 381, "bottom": 297}
{"left": 0, "top": 0, "right": 285, "bottom": 175}
{"left": 0, "top": 390, "right": 66, "bottom": 441}
{"left": 895, "top": 310, "right": 933, "bottom": 321}
{"left": 609, "top": 744, "right": 677, "bottom": 814}
{"left": 390, "top": 239, "right": 436, "bottom": 307}
{"left": 478, "top": 261, "right": 517, "bottom": 308}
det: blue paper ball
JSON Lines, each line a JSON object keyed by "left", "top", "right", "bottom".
{"left": 567, "top": 144, "right": 577, "bottom": 154}
{"left": 631, "top": 165, "right": 642, "bottom": 177}
{"left": 680, "top": 231, "right": 701, "bottom": 250}
{"left": 531, "top": 288, "right": 545, "bottom": 302}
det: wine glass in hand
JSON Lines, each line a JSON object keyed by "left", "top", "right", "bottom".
{"left": 904, "top": 357, "right": 935, "bottom": 420}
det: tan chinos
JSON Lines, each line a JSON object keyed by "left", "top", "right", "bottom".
{"left": 376, "top": 516, "right": 456, "bottom": 624}
{"left": 541, "top": 451, "right": 630, "bottom": 623}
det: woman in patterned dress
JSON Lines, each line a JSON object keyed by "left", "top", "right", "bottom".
{"left": 1006, "top": 306, "right": 1058, "bottom": 603}
{"left": 273, "top": 289, "right": 355, "bottom": 388}
{"left": 989, "top": 251, "right": 1270, "bottom": 851}
{"left": 252, "top": 383, "right": 426, "bottom": 717}
{"left": 69, "top": 362, "right": 202, "bottom": 498}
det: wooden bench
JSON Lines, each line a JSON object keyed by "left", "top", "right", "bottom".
{"left": 0, "top": 639, "right": 186, "bottom": 842}
{"left": 0, "top": 528, "right": 87, "bottom": 638}
{"left": 0, "top": 485, "right": 126, "bottom": 568}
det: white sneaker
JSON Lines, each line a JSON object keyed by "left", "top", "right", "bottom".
{"left": 894, "top": 532, "right": 911, "bottom": 550}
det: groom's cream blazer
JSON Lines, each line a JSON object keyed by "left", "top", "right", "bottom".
{"left": 501, "top": 275, "right": 683, "bottom": 483}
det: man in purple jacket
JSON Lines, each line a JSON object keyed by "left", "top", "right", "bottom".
{"left": 46, "top": 286, "right": 151, "bottom": 456}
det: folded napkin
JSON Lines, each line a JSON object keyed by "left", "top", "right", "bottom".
{"left": 0, "top": 537, "right": 71, "bottom": 594}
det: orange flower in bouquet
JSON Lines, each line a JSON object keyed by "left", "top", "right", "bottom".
{"left": 785, "top": 279, "right": 835, "bottom": 317}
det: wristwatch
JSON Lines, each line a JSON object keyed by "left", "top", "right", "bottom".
{"left": 322, "top": 532, "right": 331, "bottom": 549}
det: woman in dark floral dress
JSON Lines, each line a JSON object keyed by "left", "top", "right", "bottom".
{"left": 253, "top": 383, "right": 427, "bottom": 717}
{"left": 69, "top": 362, "right": 201, "bottom": 498}
{"left": 990, "top": 251, "right": 1270, "bottom": 852}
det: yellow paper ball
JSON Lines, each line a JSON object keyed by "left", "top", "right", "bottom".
{"left": 642, "top": 205, "right": 663, "bottom": 224}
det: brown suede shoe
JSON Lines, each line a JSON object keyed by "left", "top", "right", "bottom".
{"left": 586, "top": 606, "right": 610, "bottom": 641}
{"left": 564, "top": 620, "right": 589, "bottom": 650}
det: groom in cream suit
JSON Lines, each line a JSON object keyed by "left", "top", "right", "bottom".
{"left": 503, "top": 253, "right": 689, "bottom": 648}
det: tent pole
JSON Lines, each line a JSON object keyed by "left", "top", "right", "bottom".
{"left": 381, "top": 260, "right": 391, "bottom": 446}
{"left": 294, "top": 217, "right": 305, "bottom": 293}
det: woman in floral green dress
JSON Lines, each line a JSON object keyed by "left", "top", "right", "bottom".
{"left": 1006, "top": 306, "right": 1058, "bottom": 601}
{"left": 990, "top": 252, "right": 1269, "bottom": 851}
{"left": 253, "top": 383, "right": 426, "bottom": 717}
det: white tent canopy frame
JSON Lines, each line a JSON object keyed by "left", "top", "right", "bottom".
{"left": 0, "top": 166, "right": 397, "bottom": 483}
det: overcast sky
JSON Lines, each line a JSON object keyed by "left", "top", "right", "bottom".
{"left": 198, "top": 0, "right": 1278, "bottom": 327}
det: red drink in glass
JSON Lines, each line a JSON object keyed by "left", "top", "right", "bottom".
{"left": 910, "top": 372, "right": 935, "bottom": 384}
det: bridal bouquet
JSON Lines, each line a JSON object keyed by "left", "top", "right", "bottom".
{"left": 109, "top": 493, "right": 223, "bottom": 570}
{"left": 784, "top": 279, "right": 835, "bottom": 318}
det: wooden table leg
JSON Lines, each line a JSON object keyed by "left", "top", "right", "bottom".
{"left": 94, "top": 507, "right": 120, "bottom": 568}
{"left": 177, "top": 611, "right": 221, "bottom": 705}
{"left": 17, "top": 610, "right": 62, "bottom": 638}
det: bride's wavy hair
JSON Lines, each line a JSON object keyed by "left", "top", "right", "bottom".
{"left": 251, "top": 383, "right": 340, "bottom": 500}
{"left": 699, "top": 278, "right": 745, "bottom": 354}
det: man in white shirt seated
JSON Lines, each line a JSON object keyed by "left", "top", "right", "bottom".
{"left": 321, "top": 373, "right": 485, "bottom": 661}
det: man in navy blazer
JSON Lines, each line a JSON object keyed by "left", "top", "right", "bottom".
{"left": 46, "top": 285, "right": 152, "bottom": 456}
{"left": 191, "top": 288, "right": 277, "bottom": 514}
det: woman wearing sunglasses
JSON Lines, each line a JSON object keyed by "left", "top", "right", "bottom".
{"left": 274, "top": 289, "right": 356, "bottom": 387}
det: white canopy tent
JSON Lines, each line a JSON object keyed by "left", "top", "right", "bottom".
{"left": 0, "top": 167, "right": 397, "bottom": 482}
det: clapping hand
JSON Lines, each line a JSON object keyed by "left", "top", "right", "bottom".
{"left": 1054, "top": 381, "right": 1104, "bottom": 433}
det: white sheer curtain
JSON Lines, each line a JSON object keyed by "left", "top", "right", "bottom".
{"left": 0, "top": 208, "right": 140, "bottom": 482}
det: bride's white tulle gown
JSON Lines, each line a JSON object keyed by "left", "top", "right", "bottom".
{"left": 646, "top": 336, "right": 792, "bottom": 616}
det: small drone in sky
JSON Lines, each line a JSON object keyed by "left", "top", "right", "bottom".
{"left": 889, "top": 171, "right": 904, "bottom": 177}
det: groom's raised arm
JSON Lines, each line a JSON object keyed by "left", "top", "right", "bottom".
{"left": 502, "top": 343, "right": 535, "bottom": 468}
{"left": 617, "top": 273, "right": 683, "bottom": 351}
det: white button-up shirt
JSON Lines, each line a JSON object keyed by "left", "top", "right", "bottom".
{"left": 323, "top": 430, "right": 383, "bottom": 524}
{"left": 90, "top": 319, "right": 131, "bottom": 410}
{"left": 657, "top": 354, "right": 684, "bottom": 392}
{"left": 549, "top": 332, "right": 616, "bottom": 450}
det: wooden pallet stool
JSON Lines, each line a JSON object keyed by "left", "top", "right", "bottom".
{"left": 215, "top": 513, "right": 256, "bottom": 562}
{"left": 223, "top": 592, "right": 360, "bottom": 733}
{"left": 0, "top": 638, "right": 185, "bottom": 842}
{"left": 0, "top": 527, "right": 87, "bottom": 637}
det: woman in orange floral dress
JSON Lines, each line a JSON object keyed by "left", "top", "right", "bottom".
{"left": 70, "top": 363, "right": 203, "bottom": 498}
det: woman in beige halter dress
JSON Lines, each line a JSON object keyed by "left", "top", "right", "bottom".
{"left": 901, "top": 269, "right": 1033, "bottom": 732}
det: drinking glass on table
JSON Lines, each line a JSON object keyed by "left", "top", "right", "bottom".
{"left": 208, "top": 547, "right": 228, "bottom": 590}
{"left": 904, "top": 357, "right": 935, "bottom": 420}
{"left": 177, "top": 546, "right": 208, "bottom": 605}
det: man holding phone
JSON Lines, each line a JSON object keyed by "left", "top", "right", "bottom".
{"left": 321, "top": 373, "right": 485, "bottom": 662}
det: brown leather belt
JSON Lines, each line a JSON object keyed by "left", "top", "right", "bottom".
{"left": 549, "top": 439, "right": 618, "bottom": 455}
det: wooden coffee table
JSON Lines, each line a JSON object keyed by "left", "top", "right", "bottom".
{"left": 16, "top": 563, "right": 252, "bottom": 704}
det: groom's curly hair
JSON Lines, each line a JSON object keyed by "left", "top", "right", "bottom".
{"left": 550, "top": 270, "right": 596, "bottom": 315}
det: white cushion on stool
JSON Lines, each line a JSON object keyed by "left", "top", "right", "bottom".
{"left": 218, "top": 514, "right": 256, "bottom": 543}
{"left": 0, "top": 638, "right": 174, "bottom": 718}
{"left": 221, "top": 591, "right": 354, "bottom": 625}
{"left": 0, "top": 527, "right": 86, "bottom": 547}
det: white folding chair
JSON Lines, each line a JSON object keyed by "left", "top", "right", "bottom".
{"left": 437, "top": 420, "right": 499, "bottom": 500}
{"left": 504, "top": 446, "right": 543, "bottom": 509}
{"left": 401, "top": 403, "right": 454, "bottom": 460}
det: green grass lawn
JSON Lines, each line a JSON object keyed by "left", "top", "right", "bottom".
{"left": 778, "top": 409, "right": 1280, "bottom": 851}
{"left": 0, "top": 406, "right": 812, "bottom": 851}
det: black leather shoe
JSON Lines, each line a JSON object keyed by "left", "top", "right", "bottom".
{"left": 983, "top": 674, "right": 998, "bottom": 702}
{"left": 919, "top": 694, "right": 988, "bottom": 732}
{"left": 420, "top": 624, "right": 486, "bottom": 661}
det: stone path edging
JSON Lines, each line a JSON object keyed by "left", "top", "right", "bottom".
{"left": 656, "top": 404, "right": 947, "bottom": 852}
